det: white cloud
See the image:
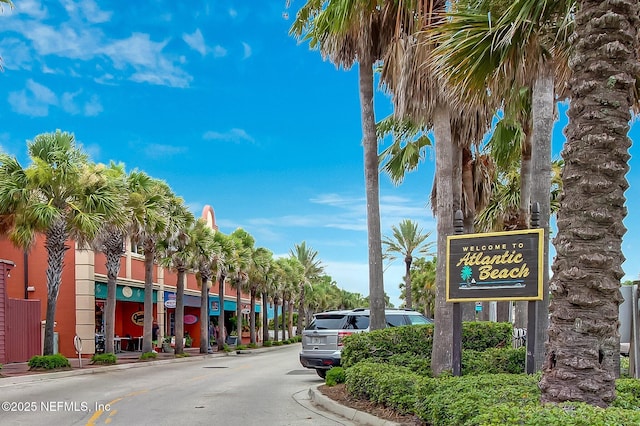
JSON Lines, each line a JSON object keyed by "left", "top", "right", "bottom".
{"left": 8, "top": 79, "right": 57, "bottom": 116}
{"left": 183, "top": 29, "right": 207, "bottom": 56}
{"left": 83, "top": 95, "right": 102, "bottom": 116}
{"left": 13, "top": 0, "right": 48, "bottom": 20}
{"left": 100, "top": 33, "right": 192, "bottom": 88}
{"left": 61, "top": 0, "right": 112, "bottom": 23}
{"left": 229, "top": 8, "right": 237, "bottom": 18}
{"left": 144, "top": 144, "right": 188, "bottom": 159}
{"left": 212, "top": 45, "right": 227, "bottom": 58}
{"left": 0, "top": 38, "right": 33, "bottom": 70}
{"left": 61, "top": 91, "right": 81, "bottom": 114}
{"left": 242, "top": 42, "right": 252, "bottom": 59}
{"left": 203, "top": 128, "right": 254, "bottom": 143}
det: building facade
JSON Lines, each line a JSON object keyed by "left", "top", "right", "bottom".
{"left": 0, "top": 205, "right": 263, "bottom": 360}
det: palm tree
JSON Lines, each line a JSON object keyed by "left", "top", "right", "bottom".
{"left": 0, "top": 131, "right": 121, "bottom": 354}
{"left": 157, "top": 198, "right": 195, "bottom": 355}
{"left": 228, "top": 228, "right": 254, "bottom": 340}
{"left": 290, "top": 0, "right": 407, "bottom": 330}
{"left": 213, "top": 231, "right": 234, "bottom": 351}
{"left": 91, "top": 162, "right": 129, "bottom": 354}
{"left": 249, "top": 247, "right": 273, "bottom": 344}
{"left": 190, "top": 219, "right": 219, "bottom": 354}
{"left": 383, "top": 219, "right": 434, "bottom": 309}
{"left": 128, "top": 173, "right": 171, "bottom": 354}
{"left": 539, "top": 0, "right": 639, "bottom": 407}
{"left": 290, "top": 241, "right": 323, "bottom": 334}
{"left": 406, "top": 257, "right": 437, "bottom": 318}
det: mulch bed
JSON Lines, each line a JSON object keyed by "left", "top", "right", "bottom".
{"left": 319, "top": 384, "right": 424, "bottom": 425}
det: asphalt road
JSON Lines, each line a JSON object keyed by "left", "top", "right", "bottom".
{"left": 0, "top": 344, "right": 357, "bottom": 426}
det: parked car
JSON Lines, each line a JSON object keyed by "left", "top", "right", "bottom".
{"left": 299, "top": 308, "right": 433, "bottom": 378}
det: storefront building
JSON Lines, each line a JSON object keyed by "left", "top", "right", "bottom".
{"left": 0, "top": 205, "right": 263, "bottom": 359}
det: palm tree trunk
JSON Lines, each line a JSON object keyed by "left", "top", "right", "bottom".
{"left": 43, "top": 219, "right": 69, "bottom": 355}
{"left": 236, "top": 283, "right": 242, "bottom": 340}
{"left": 199, "top": 273, "right": 209, "bottom": 354}
{"left": 217, "top": 273, "right": 226, "bottom": 351}
{"left": 297, "top": 283, "right": 305, "bottom": 336}
{"left": 531, "top": 73, "right": 554, "bottom": 371}
{"left": 288, "top": 300, "right": 294, "bottom": 338}
{"left": 432, "top": 103, "right": 454, "bottom": 376}
{"left": 539, "top": 0, "right": 637, "bottom": 407}
{"left": 250, "top": 288, "right": 256, "bottom": 344}
{"left": 273, "top": 299, "right": 279, "bottom": 342}
{"left": 104, "top": 236, "right": 122, "bottom": 355}
{"left": 518, "top": 124, "right": 532, "bottom": 230}
{"left": 142, "top": 249, "right": 154, "bottom": 353}
{"left": 359, "top": 51, "right": 385, "bottom": 330}
{"left": 261, "top": 292, "right": 269, "bottom": 343}
{"left": 281, "top": 300, "right": 286, "bottom": 341}
{"left": 404, "top": 257, "right": 412, "bottom": 309}
{"left": 175, "top": 267, "right": 186, "bottom": 354}
{"left": 459, "top": 144, "right": 476, "bottom": 322}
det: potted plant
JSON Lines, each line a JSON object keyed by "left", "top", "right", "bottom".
{"left": 184, "top": 332, "right": 192, "bottom": 348}
{"left": 162, "top": 336, "right": 172, "bottom": 353}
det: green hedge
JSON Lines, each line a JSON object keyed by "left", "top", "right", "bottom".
{"left": 90, "top": 353, "right": 117, "bottom": 365}
{"left": 341, "top": 322, "right": 514, "bottom": 371}
{"left": 344, "top": 363, "right": 640, "bottom": 425}
{"left": 462, "top": 347, "right": 526, "bottom": 375}
{"left": 28, "top": 354, "right": 71, "bottom": 370}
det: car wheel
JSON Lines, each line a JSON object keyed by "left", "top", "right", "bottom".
{"left": 316, "top": 369, "right": 327, "bottom": 379}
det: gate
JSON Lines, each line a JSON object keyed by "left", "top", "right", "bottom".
{"left": 5, "top": 298, "right": 41, "bottom": 363}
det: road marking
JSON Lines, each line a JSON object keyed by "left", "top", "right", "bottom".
{"left": 86, "top": 391, "right": 148, "bottom": 425}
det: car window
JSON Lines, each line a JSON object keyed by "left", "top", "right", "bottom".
{"left": 386, "top": 315, "right": 406, "bottom": 327}
{"left": 344, "top": 315, "right": 370, "bottom": 330}
{"left": 406, "top": 315, "right": 433, "bottom": 325}
{"left": 307, "top": 314, "right": 346, "bottom": 330}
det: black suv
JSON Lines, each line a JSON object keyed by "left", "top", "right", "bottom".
{"left": 299, "top": 308, "right": 433, "bottom": 378}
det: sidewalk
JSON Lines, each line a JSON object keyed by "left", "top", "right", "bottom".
{"left": 0, "top": 347, "right": 218, "bottom": 381}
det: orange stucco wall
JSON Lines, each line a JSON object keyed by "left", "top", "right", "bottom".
{"left": 0, "top": 235, "right": 77, "bottom": 357}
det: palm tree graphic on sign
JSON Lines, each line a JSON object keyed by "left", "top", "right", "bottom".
{"left": 461, "top": 265, "right": 473, "bottom": 286}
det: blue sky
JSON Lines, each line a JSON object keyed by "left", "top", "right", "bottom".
{"left": 0, "top": 1, "right": 638, "bottom": 307}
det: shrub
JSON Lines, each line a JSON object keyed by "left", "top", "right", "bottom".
{"left": 139, "top": 352, "right": 157, "bottom": 360}
{"left": 273, "top": 341, "right": 284, "bottom": 346}
{"left": 262, "top": 340, "right": 273, "bottom": 347}
{"left": 326, "top": 367, "right": 346, "bottom": 386}
{"left": 248, "top": 343, "right": 258, "bottom": 349}
{"left": 462, "top": 347, "right": 526, "bottom": 375}
{"left": 414, "top": 373, "right": 540, "bottom": 425}
{"left": 613, "top": 378, "right": 640, "bottom": 409}
{"left": 28, "top": 354, "right": 71, "bottom": 370}
{"left": 236, "top": 344, "right": 248, "bottom": 350}
{"left": 468, "top": 402, "right": 640, "bottom": 426}
{"left": 175, "top": 352, "right": 190, "bottom": 358}
{"left": 90, "top": 353, "right": 117, "bottom": 365}
{"left": 462, "top": 322, "right": 512, "bottom": 351}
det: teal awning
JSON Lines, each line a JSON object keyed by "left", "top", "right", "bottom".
{"left": 95, "top": 282, "right": 157, "bottom": 303}
{"left": 209, "top": 297, "right": 261, "bottom": 315}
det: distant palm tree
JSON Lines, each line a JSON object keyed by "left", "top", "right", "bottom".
{"left": 0, "top": 131, "right": 121, "bottom": 354}
{"left": 249, "top": 247, "right": 273, "bottom": 344}
{"left": 290, "top": 241, "right": 323, "bottom": 334}
{"left": 228, "top": 228, "right": 254, "bottom": 339}
{"left": 383, "top": 220, "right": 434, "bottom": 309}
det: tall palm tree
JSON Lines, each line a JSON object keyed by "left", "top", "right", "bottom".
{"left": 128, "top": 174, "right": 171, "bottom": 353}
{"left": 290, "top": 241, "right": 323, "bottom": 334}
{"left": 213, "top": 231, "right": 234, "bottom": 351}
{"left": 382, "top": 219, "right": 434, "bottom": 309}
{"left": 540, "top": 0, "right": 639, "bottom": 408}
{"left": 249, "top": 247, "right": 273, "bottom": 344}
{"left": 0, "top": 131, "right": 121, "bottom": 354}
{"left": 189, "top": 219, "right": 219, "bottom": 354}
{"left": 290, "top": 0, "right": 406, "bottom": 330}
{"left": 228, "top": 228, "right": 254, "bottom": 340}
{"left": 157, "top": 198, "right": 195, "bottom": 355}
{"left": 91, "top": 162, "right": 129, "bottom": 354}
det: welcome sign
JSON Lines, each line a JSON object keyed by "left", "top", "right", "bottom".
{"left": 446, "top": 229, "right": 544, "bottom": 302}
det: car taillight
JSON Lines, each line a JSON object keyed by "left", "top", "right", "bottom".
{"left": 337, "top": 331, "right": 353, "bottom": 347}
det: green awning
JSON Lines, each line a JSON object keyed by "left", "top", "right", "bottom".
{"left": 95, "top": 282, "right": 158, "bottom": 303}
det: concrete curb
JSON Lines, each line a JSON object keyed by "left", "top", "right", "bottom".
{"left": 308, "top": 384, "right": 401, "bottom": 426}
{"left": 0, "top": 353, "right": 220, "bottom": 386}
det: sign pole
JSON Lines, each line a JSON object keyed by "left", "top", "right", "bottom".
{"left": 452, "top": 210, "right": 464, "bottom": 376}
{"left": 526, "top": 202, "right": 540, "bottom": 374}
